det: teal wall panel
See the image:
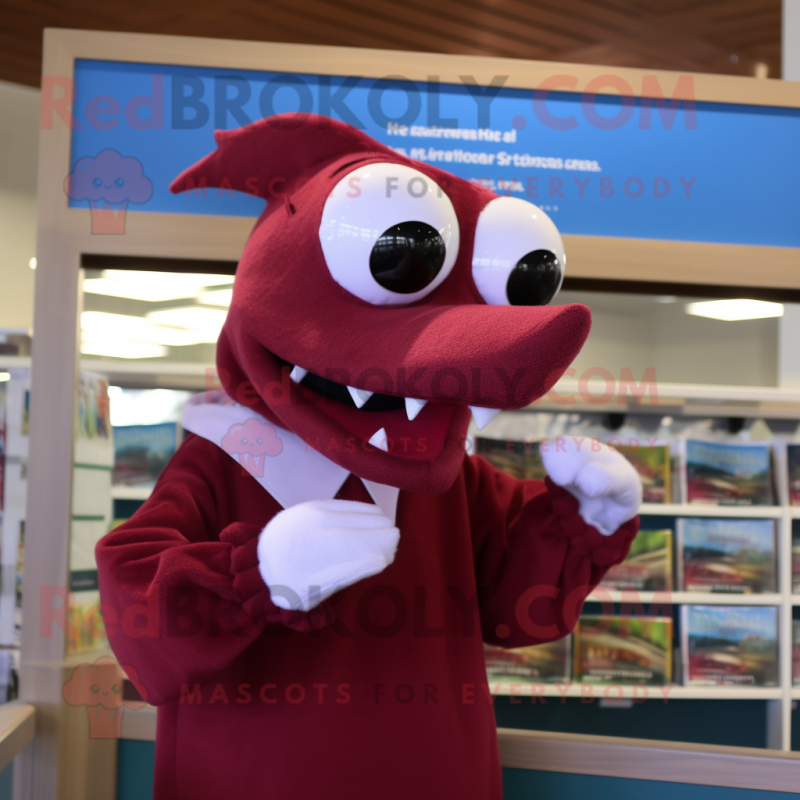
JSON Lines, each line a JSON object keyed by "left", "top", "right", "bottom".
{"left": 114, "top": 741, "right": 798, "bottom": 800}
{"left": 117, "top": 740, "right": 155, "bottom": 800}
{"left": 502, "top": 769, "right": 800, "bottom": 799}
{"left": 0, "top": 763, "right": 11, "bottom": 800}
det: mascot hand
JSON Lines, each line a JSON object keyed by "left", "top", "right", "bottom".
{"left": 257, "top": 498, "right": 400, "bottom": 612}
{"left": 540, "top": 437, "right": 642, "bottom": 536}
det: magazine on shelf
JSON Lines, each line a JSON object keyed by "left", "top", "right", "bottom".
{"left": 484, "top": 638, "right": 571, "bottom": 683}
{"left": 677, "top": 518, "right": 776, "bottom": 594}
{"left": 610, "top": 441, "right": 671, "bottom": 503}
{"left": 76, "top": 372, "right": 111, "bottom": 441}
{"left": 113, "top": 422, "right": 179, "bottom": 487}
{"left": 0, "top": 370, "right": 28, "bottom": 646}
{"left": 0, "top": 377, "right": 6, "bottom": 514}
{"left": 793, "top": 526, "right": 800, "bottom": 595}
{"left": 788, "top": 444, "right": 800, "bottom": 506}
{"left": 475, "top": 437, "right": 547, "bottom": 481}
{"left": 69, "top": 373, "right": 114, "bottom": 656}
{"left": 573, "top": 615, "right": 672, "bottom": 685}
{"left": 793, "top": 621, "right": 800, "bottom": 686}
{"left": 599, "top": 528, "right": 673, "bottom": 592}
{"left": 679, "top": 439, "right": 774, "bottom": 506}
{"left": 681, "top": 605, "right": 778, "bottom": 687}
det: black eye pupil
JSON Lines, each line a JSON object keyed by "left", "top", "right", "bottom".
{"left": 506, "top": 249, "right": 562, "bottom": 306}
{"left": 370, "top": 221, "right": 445, "bottom": 294}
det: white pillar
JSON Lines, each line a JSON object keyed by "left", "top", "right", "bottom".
{"left": 778, "top": 306, "right": 800, "bottom": 388}
{"left": 777, "top": 0, "right": 800, "bottom": 387}
{"left": 784, "top": 0, "right": 800, "bottom": 80}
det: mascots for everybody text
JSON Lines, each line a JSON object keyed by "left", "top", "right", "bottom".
{"left": 97, "top": 114, "right": 641, "bottom": 800}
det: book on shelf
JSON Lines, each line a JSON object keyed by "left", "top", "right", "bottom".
{"left": 0, "top": 377, "right": 6, "bottom": 514}
{"left": 788, "top": 444, "right": 800, "bottom": 506}
{"left": 475, "top": 437, "right": 547, "bottom": 481}
{"left": 677, "top": 518, "right": 776, "bottom": 594}
{"left": 484, "top": 638, "right": 571, "bottom": 683}
{"left": 793, "top": 621, "right": 800, "bottom": 686}
{"left": 573, "top": 614, "right": 672, "bottom": 685}
{"left": 610, "top": 441, "right": 671, "bottom": 503}
{"left": 679, "top": 440, "right": 774, "bottom": 506}
{"left": 69, "top": 372, "right": 114, "bottom": 656}
{"left": 76, "top": 372, "right": 111, "bottom": 441}
{"left": 681, "top": 605, "right": 778, "bottom": 687}
{"left": 0, "top": 369, "right": 28, "bottom": 647}
{"left": 113, "top": 422, "right": 179, "bottom": 487}
{"left": 599, "top": 528, "right": 673, "bottom": 592}
{"left": 0, "top": 650, "right": 14, "bottom": 704}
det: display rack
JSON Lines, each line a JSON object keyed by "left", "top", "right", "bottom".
{"left": 487, "top": 445, "right": 799, "bottom": 751}
{"left": 94, "top": 359, "right": 800, "bottom": 750}
{"left": 24, "top": 27, "right": 800, "bottom": 800}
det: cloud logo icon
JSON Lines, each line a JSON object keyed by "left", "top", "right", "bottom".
{"left": 221, "top": 418, "right": 283, "bottom": 477}
{"left": 63, "top": 656, "right": 147, "bottom": 739}
{"left": 64, "top": 150, "right": 153, "bottom": 234}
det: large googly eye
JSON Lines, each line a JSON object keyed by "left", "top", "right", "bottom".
{"left": 471, "top": 197, "right": 565, "bottom": 306}
{"left": 319, "top": 163, "right": 459, "bottom": 305}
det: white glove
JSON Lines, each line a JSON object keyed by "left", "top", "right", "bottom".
{"left": 257, "top": 499, "right": 400, "bottom": 612}
{"left": 540, "top": 437, "right": 642, "bottom": 536}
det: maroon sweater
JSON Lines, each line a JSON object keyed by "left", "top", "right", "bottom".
{"left": 96, "top": 433, "right": 637, "bottom": 800}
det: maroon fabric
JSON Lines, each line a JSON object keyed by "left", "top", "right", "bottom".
{"left": 95, "top": 117, "right": 639, "bottom": 799}
{"left": 170, "top": 114, "right": 592, "bottom": 494}
{"left": 96, "top": 434, "right": 637, "bottom": 800}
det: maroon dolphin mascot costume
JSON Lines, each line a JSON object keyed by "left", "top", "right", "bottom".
{"left": 97, "top": 113, "right": 641, "bottom": 800}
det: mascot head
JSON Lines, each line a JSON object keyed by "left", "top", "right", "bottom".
{"left": 171, "top": 114, "right": 591, "bottom": 494}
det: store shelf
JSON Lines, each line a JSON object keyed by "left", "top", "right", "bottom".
{"left": 489, "top": 683, "right": 783, "bottom": 700}
{"left": 586, "top": 590, "right": 783, "bottom": 606}
{"left": 80, "top": 359, "right": 215, "bottom": 390}
{"left": 11, "top": 353, "right": 800, "bottom": 418}
{"left": 532, "top": 378, "right": 800, "bottom": 419}
{"left": 0, "top": 356, "right": 31, "bottom": 370}
{"left": 111, "top": 485, "right": 153, "bottom": 501}
{"left": 639, "top": 503, "right": 784, "bottom": 518}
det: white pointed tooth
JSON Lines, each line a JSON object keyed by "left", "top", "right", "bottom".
{"left": 368, "top": 427, "right": 389, "bottom": 452}
{"left": 470, "top": 406, "right": 501, "bottom": 431}
{"left": 347, "top": 386, "right": 374, "bottom": 409}
{"left": 405, "top": 397, "right": 427, "bottom": 421}
{"left": 290, "top": 366, "right": 308, "bottom": 384}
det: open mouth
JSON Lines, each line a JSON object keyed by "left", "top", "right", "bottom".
{"left": 273, "top": 354, "right": 499, "bottom": 458}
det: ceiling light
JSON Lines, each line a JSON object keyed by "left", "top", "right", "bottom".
{"left": 685, "top": 299, "right": 783, "bottom": 321}
{"left": 83, "top": 271, "right": 234, "bottom": 303}
{"left": 146, "top": 307, "right": 227, "bottom": 341}
{"left": 0, "top": 372, "right": 10, "bottom": 382}
{"left": 83, "top": 278, "right": 204, "bottom": 303}
{"left": 29, "top": 257, "right": 37, "bottom": 270}
{"left": 198, "top": 288, "right": 233, "bottom": 307}
{"left": 102, "top": 270, "right": 232, "bottom": 288}
{"left": 81, "top": 311, "right": 210, "bottom": 346}
{"left": 80, "top": 340, "right": 168, "bottom": 359}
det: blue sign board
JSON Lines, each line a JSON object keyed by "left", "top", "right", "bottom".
{"left": 67, "top": 59, "right": 800, "bottom": 247}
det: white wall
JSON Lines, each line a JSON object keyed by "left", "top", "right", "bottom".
{"left": 778, "top": 0, "right": 800, "bottom": 386}
{"left": 558, "top": 291, "right": 780, "bottom": 388}
{"left": 784, "top": 0, "right": 800, "bottom": 80}
{"left": 0, "top": 80, "right": 38, "bottom": 333}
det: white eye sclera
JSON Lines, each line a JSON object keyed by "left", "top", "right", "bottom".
{"left": 319, "top": 163, "right": 460, "bottom": 305}
{"left": 471, "top": 196, "right": 565, "bottom": 306}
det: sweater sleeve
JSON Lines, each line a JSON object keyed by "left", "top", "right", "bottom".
{"left": 95, "top": 435, "right": 331, "bottom": 706}
{"left": 464, "top": 454, "right": 639, "bottom": 649}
